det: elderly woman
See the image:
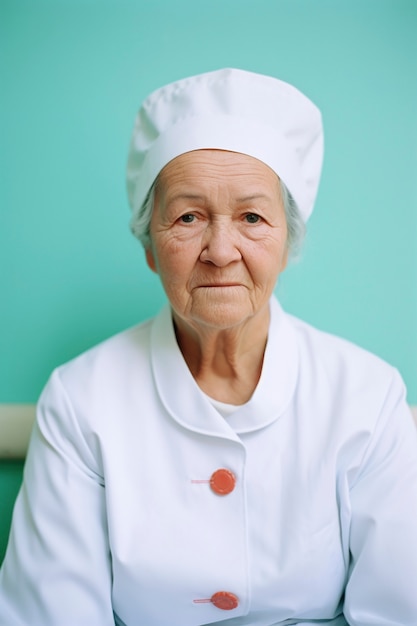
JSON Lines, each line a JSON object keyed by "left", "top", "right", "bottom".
{"left": 0, "top": 68, "right": 416, "bottom": 626}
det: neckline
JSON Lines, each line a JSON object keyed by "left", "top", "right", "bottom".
{"left": 150, "top": 295, "right": 299, "bottom": 437}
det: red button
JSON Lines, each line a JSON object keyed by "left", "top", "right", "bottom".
{"left": 210, "top": 469, "right": 236, "bottom": 495}
{"left": 211, "top": 591, "right": 239, "bottom": 610}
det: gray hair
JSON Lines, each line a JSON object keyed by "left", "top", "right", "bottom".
{"left": 130, "top": 177, "right": 305, "bottom": 259}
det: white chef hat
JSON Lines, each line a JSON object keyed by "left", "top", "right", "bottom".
{"left": 126, "top": 68, "right": 323, "bottom": 223}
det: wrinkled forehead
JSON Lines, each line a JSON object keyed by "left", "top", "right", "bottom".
{"left": 158, "top": 149, "right": 280, "bottom": 181}
{"left": 155, "top": 149, "right": 282, "bottom": 202}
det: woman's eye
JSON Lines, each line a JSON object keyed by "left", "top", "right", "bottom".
{"left": 245, "top": 213, "right": 261, "bottom": 224}
{"left": 179, "top": 214, "right": 195, "bottom": 223}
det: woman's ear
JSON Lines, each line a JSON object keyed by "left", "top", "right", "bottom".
{"left": 281, "top": 247, "right": 289, "bottom": 272}
{"left": 145, "top": 247, "right": 158, "bottom": 273}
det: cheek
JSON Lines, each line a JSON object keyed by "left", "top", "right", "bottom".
{"left": 247, "top": 237, "right": 287, "bottom": 274}
{"left": 151, "top": 237, "right": 199, "bottom": 285}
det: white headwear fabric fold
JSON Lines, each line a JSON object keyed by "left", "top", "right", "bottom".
{"left": 126, "top": 68, "right": 323, "bottom": 223}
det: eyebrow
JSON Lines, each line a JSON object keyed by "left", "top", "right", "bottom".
{"left": 235, "top": 193, "right": 272, "bottom": 203}
{"left": 165, "top": 193, "right": 206, "bottom": 204}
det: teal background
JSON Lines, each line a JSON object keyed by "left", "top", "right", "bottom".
{"left": 1, "top": 0, "right": 416, "bottom": 561}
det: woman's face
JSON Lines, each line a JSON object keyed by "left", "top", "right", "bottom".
{"left": 146, "top": 149, "right": 288, "bottom": 333}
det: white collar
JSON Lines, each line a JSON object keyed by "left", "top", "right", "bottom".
{"left": 150, "top": 295, "right": 299, "bottom": 438}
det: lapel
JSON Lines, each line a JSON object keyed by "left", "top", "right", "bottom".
{"left": 150, "top": 296, "right": 299, "bottom": 438}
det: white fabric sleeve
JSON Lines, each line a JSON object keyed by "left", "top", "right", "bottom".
{"left": 0, "top": 370, "right": 115, "bottom": 625}
{"left": 344, "top": 371, "right": 417, "bottom": 625}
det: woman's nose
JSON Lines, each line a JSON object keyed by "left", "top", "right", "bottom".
{"left": 199, "top": 223, "right": 242, "bottom": 266}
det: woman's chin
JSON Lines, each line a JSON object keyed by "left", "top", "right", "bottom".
{"left": 185, "top": 301, "right": 264, "bottom": 333}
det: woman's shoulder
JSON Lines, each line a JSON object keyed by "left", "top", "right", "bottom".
{"left": 40, "top": 315, "right": 160, "bottom": 415}
{"left": 61, "top": 316, "right": 154, "bottom": 377}
{"left": 281, "top": 310, "right": 411, "bottom": 450}
{"left": 34, "top": 315, "right": 160, "bottom": 451}
{"left": 272, "top": 297, "right": 396, "bottom": 379}
{"left": 281, "top": 307, "right": 404, "bottom": 404}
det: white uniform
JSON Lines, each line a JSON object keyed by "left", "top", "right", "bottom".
{"left": 1, "top": 297, "right": 417, "bottom": 625}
